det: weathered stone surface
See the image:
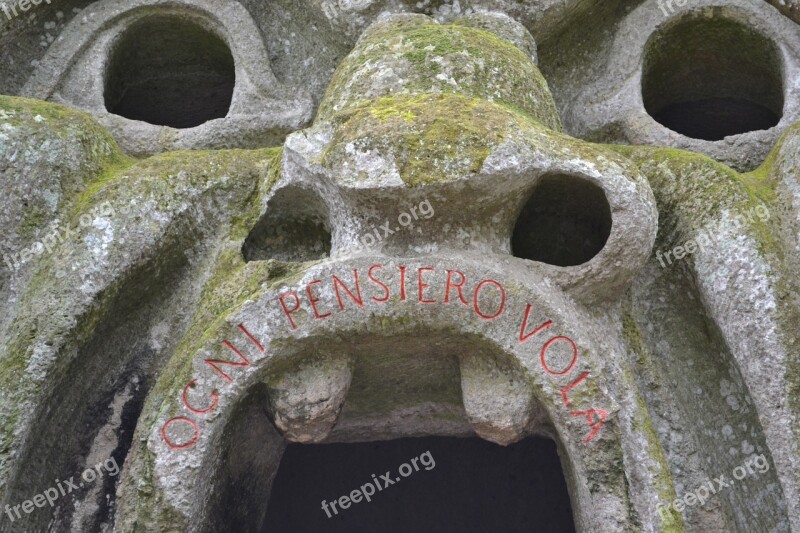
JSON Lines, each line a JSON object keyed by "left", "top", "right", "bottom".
{"left": 0, "top": 97, "right": 131, "bottom": 335}
{"left": 0, "top": 3, "right": 798, "bottom": 533}
{"left": 0, "top": 114, "right": 280, "bottom": 530}
{"left": 460, "top": 351, "right": 545, "bottom": 445}
{"left": 615, "top": 141, "right": 800, "bottom": 531}
{"left": 266, "top": 355, "right": 353, "bottom": 443}
{"left": 315, "top": 13, "right": 560, "bottom": 128}
{"left": 770, "top": 0, "right": 800, "bottom": 23}
{"left": 21, "top": 0, "right": 314, "bottom": 156}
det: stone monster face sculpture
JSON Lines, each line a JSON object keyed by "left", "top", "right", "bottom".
{"left": 0, "top": 1, "right": 799, "bottom": 532}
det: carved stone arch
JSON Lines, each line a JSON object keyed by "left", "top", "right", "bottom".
{"left": 127, "top": 256, "right": 645, "bottom": 532}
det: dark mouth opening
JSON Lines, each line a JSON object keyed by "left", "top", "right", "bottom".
{"left": 263, "top": 436, "right": 576, "bottom": 532}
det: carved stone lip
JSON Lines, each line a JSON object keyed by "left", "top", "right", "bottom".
{"left": 150, "top": 255, "right": 625, "bottom": 530}
{"left": 21, "top": 0, "right": 313, "bottom": 156}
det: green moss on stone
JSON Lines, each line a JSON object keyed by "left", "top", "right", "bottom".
{"left": 321, "top": 92, "right": 637, "bottom": 190}
{"left": 1, "top": 140, "right": 285, "bottom": 527}
{"left": 321, "top": 93, "right": 531, "bottom": 186}
{"left": 0, "top": 96, "right": 135, "bottom": 244}
{"left": 316, "top": 21, "right": 561, "bottom": 131}
{"left": 229, "top": 147, "right": 284, "bottom": 241}
{"left": 744, "top": 122, "right": 800, "bottom": 201}
{"left": 1, "top": 95, "right": 101, "bottom": 129}
{"left": 611, "top": 145, "right": 778, "bottom": 259}
{"left": 632, "top": 396, "right": 685, "bottom": 532}
{"left": 130, "top": 247, "right": 319, "bottom": 518}
{"left": 70, "top": 155, "right": 136, "bottom": 215}
{"left": 621, "top": 310, "right": 684, "bottom": 532}
{"left": 71, "top": 147, "right": 279, "bottom": 226}
{"left": 746, "top": 122, "right": 800, "bottom": 455}
{"left": 0, "top": 97, "right": 135, "bottom": 477}
{"left": 17, "top": 203, "right": 50, "bottom": 240}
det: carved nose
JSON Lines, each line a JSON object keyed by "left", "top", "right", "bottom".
{"left": 245, "top": 13, "right": 656, "bottom": 304}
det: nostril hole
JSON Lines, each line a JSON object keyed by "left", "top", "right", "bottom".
{"left": 512, "top": 175, "right": 612, "bottom": 267}
{"left": 104, "top": 15, "right": 235, "bottom": 129}
{"left": 243, "top": 187, "right": 332, "bottom": 263}
{"left": 642, "top": 13, "right": 783, "bottom": 141}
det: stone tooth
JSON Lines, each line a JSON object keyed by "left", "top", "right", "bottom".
{"left": 459, "top": 353, "right": 542, "bottom": 446}
{"left": 265, "top": 355, "right": 352, "bottom": 443}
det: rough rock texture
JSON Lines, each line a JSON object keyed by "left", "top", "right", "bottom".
{"left": 0, "top": 2, "right": 799, "bottom": 533}
{"left": 770, "top": 0, "right": 800, "bottom": 23}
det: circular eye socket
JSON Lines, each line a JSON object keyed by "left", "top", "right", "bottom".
{"left": 104, "top": 16, "right": 235, "bottom": 129}
{"left": 642, "top": 14, "right": 783, "bottom": 141}
{"left": 512, "top": 174, "right": 612, "bottom": 267}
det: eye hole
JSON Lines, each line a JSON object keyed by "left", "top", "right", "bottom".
{"left": 242, "top": 186, "right": 332, "bottom": 263}
{"left": 642, "top": 14, "right": 783, "bottom": 141}
{"left": 512, "top": 174, "right": 612, "bottom": 267}
{"left": 104, "top": 15, "right": 235, "bottom": 129}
